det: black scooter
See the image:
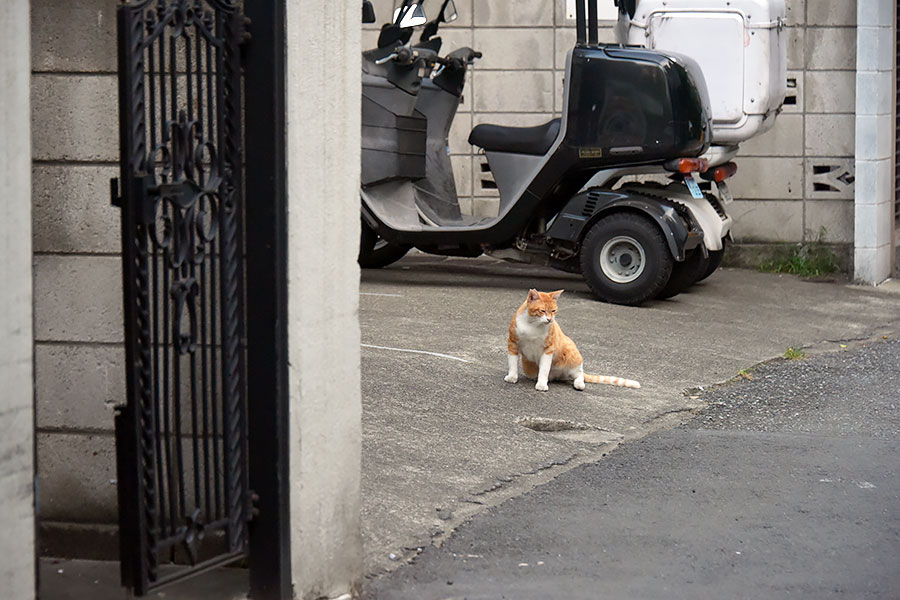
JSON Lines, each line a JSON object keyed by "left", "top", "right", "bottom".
{"left": 360, "top": 0, "right": 715, "bottom": 305}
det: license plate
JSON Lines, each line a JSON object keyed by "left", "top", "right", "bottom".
{"left": 716, "top": 181, "right": 734, "bottom": 204}
{"left": 683, "top": 174, "right": 704, "bottom": 199}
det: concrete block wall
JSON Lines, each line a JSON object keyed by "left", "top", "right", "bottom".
{"left": 365, "top": 0, "right": 860, "bottom": 263}
{"left": 728, "top": 0, "right": 857, "bottom": 263}
{"left": 31, "top": 0, "right": 123, "bottom": 555}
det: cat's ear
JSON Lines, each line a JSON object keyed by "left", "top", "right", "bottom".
{"left": 550, "top": 289, "right": 564, "bottom": 300}
{"left": 527, "top": 289, "right": 540, "bottom": 302}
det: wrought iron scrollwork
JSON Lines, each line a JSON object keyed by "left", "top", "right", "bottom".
{"left": 114, "top": 0, "right": 249, "bottom": 595}
{"left": 180, "top": 507, "right": 206, "bottom": 565}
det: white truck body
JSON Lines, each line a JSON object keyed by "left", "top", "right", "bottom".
{"left": 618, "top": 0, "right": 787, "bottom": 145}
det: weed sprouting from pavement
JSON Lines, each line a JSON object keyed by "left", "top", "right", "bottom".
{"left": 784, "top": 347, "right": 807, "bottom": 360}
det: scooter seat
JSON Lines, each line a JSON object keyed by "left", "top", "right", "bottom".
{"left": 468, "top": 118, "right": 560, "bottom": 156}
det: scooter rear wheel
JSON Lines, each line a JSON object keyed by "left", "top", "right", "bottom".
{"left": 696, "top": 238, "right": 726, "bottom": 282}
{"left": 656, "top": 248, "right": 710, "bottom": 299}
{"left": 358, "top": 220, "right": 412, "bottom": 269}
{"left": 579, "top": 212, "right": 673, "bottom": 306}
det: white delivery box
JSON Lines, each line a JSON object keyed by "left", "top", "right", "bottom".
{"left": 618, "top": 0, "right": 787, "bottom": 145}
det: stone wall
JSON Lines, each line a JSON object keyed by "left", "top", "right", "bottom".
{"left": 364, "top": 0, "right": 859, "bottom": 265}
{"left": 31, "top": 0, "right": 123, "bottom": 555}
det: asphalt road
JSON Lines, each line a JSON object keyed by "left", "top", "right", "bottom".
{"left": 365, "top": 339, "right": 900, "bottom": 599}
{"left": 358, "top": 254, "right": 900, "bottom": 575}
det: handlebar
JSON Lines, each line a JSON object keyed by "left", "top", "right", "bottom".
{"left": 374, "top": 46, "right": 414, "bottom": 65}
{"left": 435, "top": 48, "right": 482, "bottom": 68}
{"left": 374, "top": 46, "right": 481, "bottom": 72}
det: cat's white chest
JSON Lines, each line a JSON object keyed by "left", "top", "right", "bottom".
{"left": 515, "top": 312, "right": 549, "bottom": 361}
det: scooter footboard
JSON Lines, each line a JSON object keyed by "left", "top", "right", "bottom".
{"left": 547, "top": 188, "right": 703, "bottom": 262}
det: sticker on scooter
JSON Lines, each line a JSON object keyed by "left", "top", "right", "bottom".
{"left": 716, "top": 181, "right": 734, "bottom": 204}
{"left": 683, "top": 173, "right": 704, "bottom": 199}
{"left": 578, "top": 147, "right": 604, "bottom": 159}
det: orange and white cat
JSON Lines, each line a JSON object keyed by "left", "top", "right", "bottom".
{"left": 505, "top": 289, "right": 640, "bottom": 392}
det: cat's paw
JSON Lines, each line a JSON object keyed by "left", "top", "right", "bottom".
{"left": 573, "top": 379, "right": 585, "bottom": 391}
{"left": 535, "top": 381, "right": 549, "bottom": 392}
{"left": 504, "top": 374, "right": 518, "bottom": 384}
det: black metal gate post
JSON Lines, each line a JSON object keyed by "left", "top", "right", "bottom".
{"left": 113, "top": 0, "right": 254, "bottom": 594}
{"left": 243, "top": 0, "right": 293, "bottom": 598}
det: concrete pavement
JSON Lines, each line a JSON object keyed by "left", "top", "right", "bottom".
{"left": 365, "top": 338, "right": 900, "bottom": 600}
{"left": 38, "top": 558, "right": 247, "bottom": 600}
{"left": 359, "top": 254, "right": 900, "bottom": 578}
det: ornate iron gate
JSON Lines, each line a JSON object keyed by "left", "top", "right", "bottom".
{"left": 112, "top": 0, "right": 250, "bottom": 594}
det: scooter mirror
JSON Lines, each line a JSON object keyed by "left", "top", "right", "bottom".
{"left": 441, "top": 0, "right": 458, "bottom": 23}
{"left": 362, "top": 0, "right": 376, "bottom": 24}
{"left": 393, "top": 3, "right": 428, "bottom": 28}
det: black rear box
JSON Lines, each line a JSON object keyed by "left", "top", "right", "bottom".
{"left": 563, "top": 45, "right": 711, "bottom": 163}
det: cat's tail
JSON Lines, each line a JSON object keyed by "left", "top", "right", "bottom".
{"left": 584, "top": 373, "right": 641, "bottom": 389}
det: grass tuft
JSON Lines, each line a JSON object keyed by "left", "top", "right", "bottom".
{"left": 759, "top": 227, "right": 839, "bottom": 278}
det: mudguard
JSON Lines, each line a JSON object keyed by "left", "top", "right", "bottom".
{"left": 546, "top": 188, "right": 702, "bottom": 262}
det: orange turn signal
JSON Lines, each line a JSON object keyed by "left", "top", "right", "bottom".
{"left": 665, "top": 157, "right": 709, "bottom": 174}
{"left": 700, "top": 162, "right": 738, "bottom": 182}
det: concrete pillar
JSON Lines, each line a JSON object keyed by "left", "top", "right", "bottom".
{"left": 286, "top": 1, "right": 363, "bottom": 599}
{"left": 854, "top": 0, "right": 895, "bottom": 284}
{"left": 0, "top": 0, "right": 36, "bottom": 599}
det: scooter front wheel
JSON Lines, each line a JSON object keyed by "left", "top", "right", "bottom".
{"left": 579, "top": 212, "right": 673, "bottom": 306}
{"left": 358, "top": 220, "right": 412, "bottom": 269}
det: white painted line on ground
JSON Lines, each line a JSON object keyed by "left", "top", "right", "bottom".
{"left": 361, "top": 343, "right": 470, "bottom": 363}
{"left": 360, "top": 292, "right": 404, "bottom": 297}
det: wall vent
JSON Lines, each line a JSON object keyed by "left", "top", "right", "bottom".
{"left": 805, "top": 159, "right": 854, "bottom": 200}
